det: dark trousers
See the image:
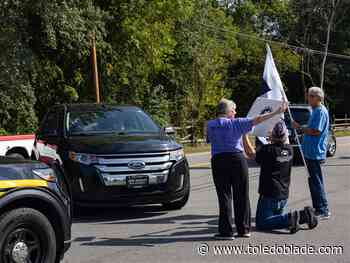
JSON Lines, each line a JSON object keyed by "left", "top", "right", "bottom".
{"left": 305, "top": 159, "right": 329, "bottom": 214}
{"left": 211, "top": 152, "right": 251, "bottom": 235}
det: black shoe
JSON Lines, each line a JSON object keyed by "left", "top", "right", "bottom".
{"left": 213, "top": 233, "right": 235, "bottom": 240}
{"left": 299, "top": 209, "right": 307, "bottom": 224}
{"left": 303, "top": 206, "right": 318, "bottom": 229}
{"left": 288, "top": 211, "right": 300, "bottom": 234}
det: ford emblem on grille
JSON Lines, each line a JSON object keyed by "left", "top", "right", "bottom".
{"left": 128, "top": 161, "right": 146, "bottom": 170}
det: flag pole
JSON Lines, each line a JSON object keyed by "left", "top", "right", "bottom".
{"left": 263, "top": 43, "right": 310, "bottom": 177}
{"left": 265, "top": 43, "right": 310, "bottom": 177}
{"left": 280, "top": 84, "right": 310, "bottom": 178}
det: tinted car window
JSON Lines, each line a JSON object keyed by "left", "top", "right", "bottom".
{"left": 285, "top": 108, "right": 311, "bottom": 128}
{"left": 41, "top": 111, "right": 60, "bottom": 135}
{"left": 0, "top": 163, "right": 45, "bottom": 180}
{"left": 66, "top": 109, "right": 160, "bottom": 135}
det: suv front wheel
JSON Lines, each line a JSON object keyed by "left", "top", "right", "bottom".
{"left": 0, "top": 208, "right": 57, "bottom": 263}
{"left": 162, "top": 185, "right": 190, "bottom": 210}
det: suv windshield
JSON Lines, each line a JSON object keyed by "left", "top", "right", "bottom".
{"left": 285, "top": 108, "right": 311, "bottom": 128}
{"left": 67, "top": 109, "right": 160, "bottom": 135}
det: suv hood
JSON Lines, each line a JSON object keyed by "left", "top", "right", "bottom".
{"left": 66, "top": 133, "right": 181, "bottom": 154}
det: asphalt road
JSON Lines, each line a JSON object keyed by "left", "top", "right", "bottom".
{"left": 63, "top": 137, "right": 350, "bottom": 263}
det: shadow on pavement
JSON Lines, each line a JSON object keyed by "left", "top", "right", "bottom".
{"left": 73, "top": 213, "right": 284, "bottom": 248}
{"left": 78, "top": 234, "right": 215, "bottom": 247}
{"left": 73, "top": 205, "right": 168, "bottom": 223}
{"left": 74, "top": 214, "right": 221, "bottom": 246}
{"left": 99, "top": 214, "right": 219, "bottom": 225}
{"left": 75, "top": 223, "right": 219, "bottom": 247}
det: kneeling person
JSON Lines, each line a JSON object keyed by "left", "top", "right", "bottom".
{"left": 255, "top": 121, "right": 318, "bottom": 233}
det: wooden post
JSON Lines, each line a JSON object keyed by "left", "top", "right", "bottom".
{"left": 91, "top": 34, "right": 100, "bottom": 103}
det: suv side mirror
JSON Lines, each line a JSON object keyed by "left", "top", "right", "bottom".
{"left": 164, "top": 126, "right": 175, "bottom": 135}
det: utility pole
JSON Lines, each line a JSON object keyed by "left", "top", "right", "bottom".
{"left": 91, "top": 33, "right": 100, "bottom": 103}
{"left": 320, "top": 0, "right": 341, "bottom": 90}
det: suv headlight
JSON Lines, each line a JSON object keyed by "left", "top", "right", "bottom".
{"left": 32, "top": 168, "right": 57, "bottom": 182}
{"left": 169, "top": 149, "right": 185, "bottom": 162}
{"left": 69, "top": 152, "right": 99, "bottom": 165}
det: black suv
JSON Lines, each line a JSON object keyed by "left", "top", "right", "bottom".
{"left": 0, "top": 157, "right": 71, "bottom": 263}
{"left": 32, "top": 104, "right": 190, "bottom": 210}
{"left": 285, "top": 104, "right": 337, "bottom": 161}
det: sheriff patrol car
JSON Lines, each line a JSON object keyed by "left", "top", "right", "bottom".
{"left": 0, "top": 157, "right": 71, "bottom": 263}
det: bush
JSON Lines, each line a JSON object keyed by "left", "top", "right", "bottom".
{"left": 0, "top": 129, "right": 7, "bottom": 136}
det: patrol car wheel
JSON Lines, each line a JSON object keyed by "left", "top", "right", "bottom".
{"left": 0, "top": 208, "right": 56, "bottom": 263}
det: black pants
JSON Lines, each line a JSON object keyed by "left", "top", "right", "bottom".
{"left": 211, "top": 152, "right": 251, "bottom": 235}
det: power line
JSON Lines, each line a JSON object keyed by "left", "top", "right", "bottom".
{"left": 200, "top": 23, "right": 350, "bottom": 61}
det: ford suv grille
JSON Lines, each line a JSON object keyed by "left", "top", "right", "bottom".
{"left": 93, "top": 152, "right": 172, "bottom": 186}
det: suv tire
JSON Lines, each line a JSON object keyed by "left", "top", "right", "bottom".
{"left": 327, "top": 135, "right": 337, "bottom": 157}
{"left": 0, "top": 208, "right": 57, "bottom": 263}
{"left": 162, "top": 186, "right": 190, "bottom": 210}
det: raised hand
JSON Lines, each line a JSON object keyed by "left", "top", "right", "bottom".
{"left": 292, "top": 121, "right": 301, "bottom": 129}
{"left": 276, "top": 102, "right": 288, "bottom": 114}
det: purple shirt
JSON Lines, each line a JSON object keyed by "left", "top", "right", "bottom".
{"left": 206, "top": 117, "right": 254, "bottom": 157}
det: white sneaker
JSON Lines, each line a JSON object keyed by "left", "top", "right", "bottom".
{"left": 213, "top": 234, "right": 235, "bottom": 240}
{"left": 317, "top": 211, "right": 331, "bottom": 220}
{"left": 235, "top": 233, "right": 251, "bottom": 238}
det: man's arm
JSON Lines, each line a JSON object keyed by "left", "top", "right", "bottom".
{"left": 252, "top": 102, "right": 288, "bottom": 126}
{"left": 292, "top": 121, "right": 320, "bottom": 136}
{"left": 303, "top": 127, "right": 321, "bottom": 136}
{"left": 292, "top": 109, "right": 326, "bottom": 136}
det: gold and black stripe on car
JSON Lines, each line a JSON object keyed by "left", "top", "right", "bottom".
{"left": 0, "top": 180, "right": 48, "bottom": 195}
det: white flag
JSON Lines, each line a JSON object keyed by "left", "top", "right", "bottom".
{"left": 261, "top": 44, "right": 287, "bottom": 102}
{"left": 249, "top": 44, "right": 288, "bottom": 141}
{"left": 247, "top": 97, "right": 283, "bottom": 137}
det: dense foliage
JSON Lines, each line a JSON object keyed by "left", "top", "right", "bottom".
{"left": 0, "top": 0, "right": 349, "bottom": 135}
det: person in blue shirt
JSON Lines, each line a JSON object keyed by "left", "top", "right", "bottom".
{"left": 293, "top": 87, "right": 330, "bottom": 220}
{"left": 206, "top": 98, "right": 287, "bottom": 240}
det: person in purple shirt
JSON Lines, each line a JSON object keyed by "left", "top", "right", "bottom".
{"left": 206, "top": 98, "right": 287, "bottom": 240}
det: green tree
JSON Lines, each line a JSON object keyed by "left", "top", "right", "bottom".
{"left": 0, "top": 0, "right": 38, "bottom": 133}
{"left": 288, "top": 0, "right": 350, "bottom": 113}
{"left": 222, "top": 0, "right": 299, "bottom": 113}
